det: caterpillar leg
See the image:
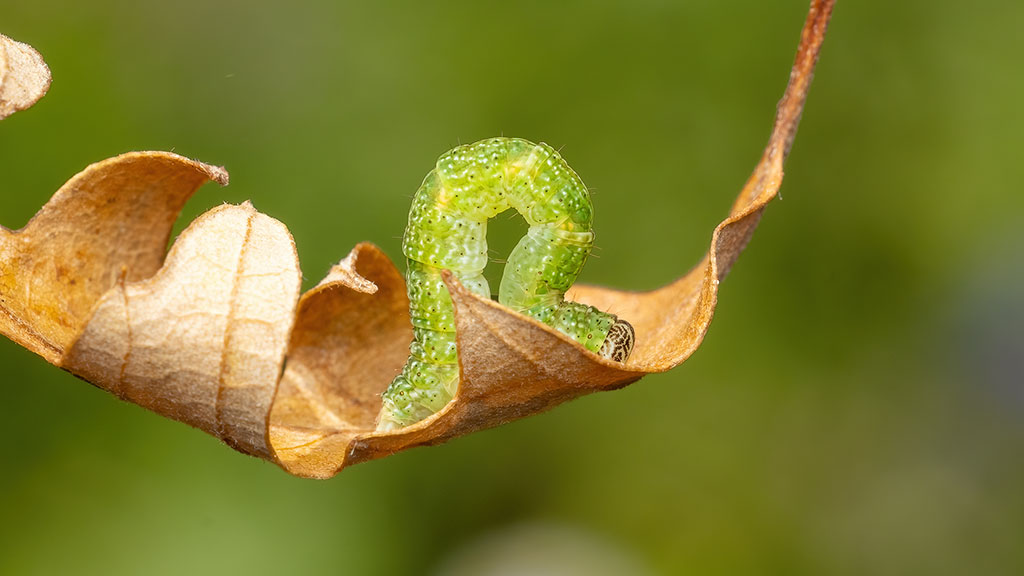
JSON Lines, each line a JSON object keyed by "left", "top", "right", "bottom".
{"left": 377, "top": 359, "right": 458, "bottom": 431}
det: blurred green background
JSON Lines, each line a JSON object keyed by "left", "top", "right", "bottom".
{"left": 2, "top": 1, "right": 1023, "bottom": 574}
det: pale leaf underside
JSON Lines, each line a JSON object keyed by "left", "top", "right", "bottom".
{"left": 0, "top": 33, "right": 51, "bottom": 120}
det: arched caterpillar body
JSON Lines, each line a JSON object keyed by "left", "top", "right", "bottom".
{"left": 377, "top": 137, "right": 634, "bottom": 430}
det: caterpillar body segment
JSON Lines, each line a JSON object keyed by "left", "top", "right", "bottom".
{"left": 378, "top": 138, "right": 633, "bottom": 431}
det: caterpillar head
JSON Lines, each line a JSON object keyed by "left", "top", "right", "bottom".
{"left": 599, "top": 319, "right": 635, "bottom": 363}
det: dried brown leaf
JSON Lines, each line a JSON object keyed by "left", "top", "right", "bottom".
{"left": 0, "top": 33, "right": 51, "bottom": 119}
{"left": 1, "top": 0, "right": 834, "bottom": 479}
{"left": 65, "top": 201, "right": 301, "bottom": 458}
{"left": 261, "top": 0, "right": 834, "bottom": 477}
{"left": 0, "top": 152, "right": 229, "bottom": 364}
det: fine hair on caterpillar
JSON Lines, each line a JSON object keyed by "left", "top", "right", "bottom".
{"left": 377, "top": 137, "right": 634, "bottom": 431}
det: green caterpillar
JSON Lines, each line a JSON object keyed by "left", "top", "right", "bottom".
{"left": 377, "top": 137, "right": 634, "bottom": 431}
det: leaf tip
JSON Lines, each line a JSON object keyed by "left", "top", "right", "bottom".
{"left": 206, "top": 163, "right": 229, "bottom": 186}
{"left": 0, "top": 33, "right": 51, "bottom": 120}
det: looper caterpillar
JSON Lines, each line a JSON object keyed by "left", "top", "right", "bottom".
{"left": 377, "top": 137, "right": 635, "bottom": 430}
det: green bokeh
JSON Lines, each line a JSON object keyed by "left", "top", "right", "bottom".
{"left": 2, "top": 1, "right": 1022, "bottom": 574}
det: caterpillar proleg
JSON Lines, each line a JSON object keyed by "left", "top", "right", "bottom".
{"left": 377, "top": 138, "right": 634, "bottom": 430}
